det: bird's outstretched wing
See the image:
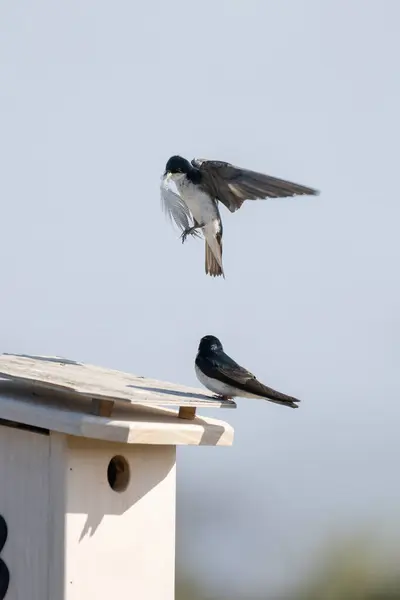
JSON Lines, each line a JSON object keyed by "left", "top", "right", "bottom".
{"left": 191, "top": 158, "right": 319, "bottom": 213}
{"left": 197, "top": 350, "right": 300, "bottom": 407}
{"left": 160, "top": 177, "right": 200, "bottom": 237}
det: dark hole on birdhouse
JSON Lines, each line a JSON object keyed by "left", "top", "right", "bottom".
{"left": 107, "top": 456, "right": 130, "bottom": 492}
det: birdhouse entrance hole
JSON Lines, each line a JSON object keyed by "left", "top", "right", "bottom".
{"left": 107, "top": 455, "right": 130, "bottom": 492}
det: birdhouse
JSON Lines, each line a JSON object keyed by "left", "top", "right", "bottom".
{"left": 0, "top": 354, "right": 235, "bottom": 600}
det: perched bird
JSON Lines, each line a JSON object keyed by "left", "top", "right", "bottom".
{"left": 161, "top": 155, "right": 319, "bottom": 277}
{"left": 195, "top": 335, "right": 300, "bottom": 408}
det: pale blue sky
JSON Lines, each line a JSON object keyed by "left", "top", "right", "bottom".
{"left": 1, "top": 0, "right": 399, "bottom": 595}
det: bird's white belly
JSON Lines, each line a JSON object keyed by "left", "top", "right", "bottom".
{"left": 195, "top": 365, "right": 239, "bottom": 398}
{"left": 175, "top": 178, "right": 219, "bottom": 228}
{"left": 195, "top": 364, "right": 266, "bottom": 399}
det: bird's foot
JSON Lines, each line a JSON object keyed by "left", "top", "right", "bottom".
{"left": 180, "top": 226, "right": 201, "bottom": 244}
{"left": 213, "top": 394, "right": 232, "bottom": 401}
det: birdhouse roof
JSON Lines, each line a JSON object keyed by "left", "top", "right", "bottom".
{"left": 0, "top": 354, "right": 235, "bottom": 447}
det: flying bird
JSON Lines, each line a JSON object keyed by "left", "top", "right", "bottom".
{"left": 195, "top": 335, "right": 300, "bottom": 408}
{"left": 160, "top": 155, "right": 319, "bottom": 277}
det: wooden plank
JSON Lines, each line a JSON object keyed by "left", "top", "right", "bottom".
{"left": 90, "top": 398, "right": 114, "bottom": 417}
{"left": 0, "top": 354, "right": 236, "bottom": 410}
{"left": 0, "top": 424, "right": 50, "bottom": 600}
{"left": 0, "top": 387, "right": 234, "bottom": 447}
{"left": 64, "top": 438, "right": 176, "bottom": 599}
{"left": 178, "top": 407, "right": 197, "bottom": 420}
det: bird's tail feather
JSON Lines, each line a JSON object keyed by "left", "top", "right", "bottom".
{"left": 264, "top": 396, "right": 300, "bottom": 409}
{"left": 205, "top": 239, "right": 224, "bottom": 278}
{"left": 247, "top": 379, "right": 300, "bottom": 408}
{"left": 259, "top": 383, "right": 300, "bottom": 408}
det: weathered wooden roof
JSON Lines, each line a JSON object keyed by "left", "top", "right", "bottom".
{"left": 0, "top": 353, "right": 236, "bottom": 410}
{"left": 0, "top": 354, "right": 235, "bottom": 446}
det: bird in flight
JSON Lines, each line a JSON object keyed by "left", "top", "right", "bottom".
{"left": 195, "top": 335, "right": 300, "bottom": 409}
{"left": 160, "top": 155, "right": 319, "bottom": 277}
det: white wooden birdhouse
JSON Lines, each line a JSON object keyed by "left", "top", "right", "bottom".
{"left": 0, "top": 354, "right": 235, "bottom": 600}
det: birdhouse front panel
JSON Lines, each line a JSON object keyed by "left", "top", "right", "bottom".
{"left": 61, "top": 436, "right": 176, "bottom": 600}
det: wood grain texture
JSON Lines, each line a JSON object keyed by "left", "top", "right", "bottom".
{"left": 0, "top": 354, "right": 236, "bottom": 410}
{"left": 0, "top": 385, "right": 234, "bottom": 447}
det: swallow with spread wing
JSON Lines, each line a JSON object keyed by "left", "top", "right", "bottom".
{"left": 195, "top": 335, "right": 300, "bottom": 408}
{"left": 160, "top": 155, "right": 319, "bottom": 277}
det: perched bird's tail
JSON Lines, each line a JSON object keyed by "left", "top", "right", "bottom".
{"left": 249, "top": 379, "right": 300, "bottom": 408}
{"left": 261, "top": 385, "right": 300, "bottom": 408}
{"left": 205, "top": 234, "right": 224, "bottom": 278}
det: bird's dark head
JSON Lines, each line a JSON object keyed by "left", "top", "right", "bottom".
{"left": 164, "top": 155, "right": 192, "bottom": 177}
{"left": 198, "top": 335, "right": 223, "bottom": 354}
